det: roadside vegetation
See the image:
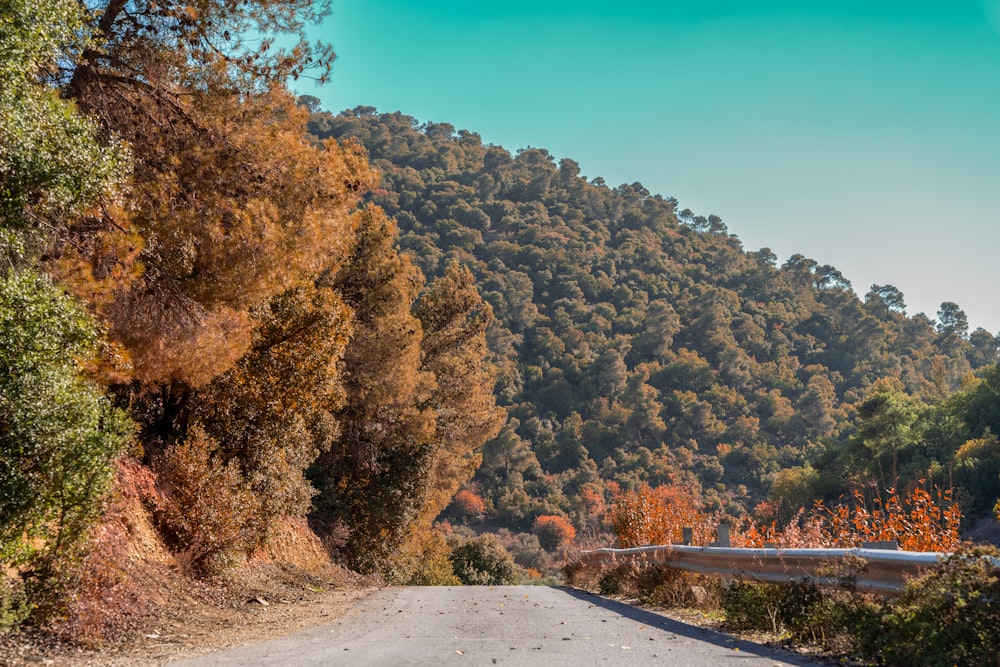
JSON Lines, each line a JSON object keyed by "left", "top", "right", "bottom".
{"left": 565, "top": 480, "right": 1000, "bottom": 666}
{"left": 2, "top": 0, "right": 998, "bottom": 661}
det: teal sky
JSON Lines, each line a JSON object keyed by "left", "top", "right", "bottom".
{"left": 303, "top": 1, "right": 1000, "bottom": 334}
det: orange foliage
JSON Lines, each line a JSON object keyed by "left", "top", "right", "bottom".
{"left": 611, "top": 484, "right": 715, "bottom": 548}
{"left": 579, "top": 487, "right": 606, "bottom": 517}
{"left": 818, "top": 484, "right": 961, "bottom": 552}
{"left": 533, "top": 515, "right": 577, "bottom": 552}
{"left": 62, "top": 84, "right": 376, "bottom": 386}
{"left": 452, "top": 489, "right": 486, "bottom": 520}
{"left": 738, "top": 482, "right": 962, "bottom": 552}
{"left": 735, "top": 507, "right": 828, "bottom": 549}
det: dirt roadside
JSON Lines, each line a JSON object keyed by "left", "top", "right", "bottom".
{"left": 1, "top": 560, "right": 377, "bottom": 666}
{"left": 0, "top": 461, "right": 380, "bottom": 667}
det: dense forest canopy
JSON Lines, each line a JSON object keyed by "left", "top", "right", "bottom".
{"left": 307, "top": 105, "right": 1000, "bottom": 531}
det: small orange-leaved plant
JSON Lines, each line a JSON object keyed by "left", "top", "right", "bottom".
{"left": 611, "top": 484, "right": 715, "bottom": 548}
{"left": 738, "top": 481, "right": 961, "bottom": 552}
{"left": 818, "top": 483, "right": 961, "bottom": 552}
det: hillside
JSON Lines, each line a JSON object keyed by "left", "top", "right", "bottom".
{"left": 307, "top": 105, "right": 1000, "bottom": 528}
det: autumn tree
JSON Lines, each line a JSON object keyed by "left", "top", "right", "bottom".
{"left": 39, "top": 0, "right": 383, "bottom": 574}
{"left": 309, "top": 205, "right": 434, "bottom": 572}
{"left": 46, "top": 0, "right": 374, "bottom": 392}
{"left": 154, "top": 284, "right": 354, "bottom": 569}
{"left": 532, "top": 515, "right": 576, "bottom": 552}
{"left": 410, "top": 263, "right": 505, "bottom": 535}
{"left": 451, "top": 489, "right": 487, "bottom": 522}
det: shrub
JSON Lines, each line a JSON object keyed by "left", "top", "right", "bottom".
{"left": 505, "top": 532, "right": 547, "bottom": 571}
{"left": 0, "top": 577, "right": 30, "bottom": 632}
{"left": 0, "top": 270, "right": 133, "bottom": 585}
{"left": 739, "top": 482, "right": 962, "bottom": 552}
{"left": 611, "top": 484, "right": 715, "bottom": 548}
{"left": 819, "top": 484, "right": 961, "bottom": 552}
{"left": 588, "top": 563, "right": 719, "bottom": 608}
{"left": 533, "top": 515, "right": 576, "bottom": 552}
{"left": 865, "top": 545, "right": 1000, "bottom": 667}
{"left": 448, "top": 534, "right": 516, "bottom": 585}
{"left": 392, "top": 530, "right": 460, "bottom": 586}
{"left": 596, "top": 564, "right": 637, "bottom": 597}
{"left": 155, "top": 426, "right": 260, "bottom": 573}
{"left": 721, "top": 581, "right": 786, "bottom": 633}
{"left": 451, "top": 489, "right": 486, "bottom": 522}
{"left": 721, "top": 577, "right": 866, "bottom": 651}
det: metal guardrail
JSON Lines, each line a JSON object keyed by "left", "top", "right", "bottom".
{"left": 575, "top": 544, "right": 948, "bottom": 594}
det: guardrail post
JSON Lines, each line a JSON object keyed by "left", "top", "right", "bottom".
{"left": 682, "top": 527, "right": 693, "bottom": 546}
{"left": 716, "top": 523, "right": 730, "bottom": 547}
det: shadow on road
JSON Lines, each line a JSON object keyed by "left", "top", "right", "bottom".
{"left": 557, "top": 587, "right": 821, "bottom": 665}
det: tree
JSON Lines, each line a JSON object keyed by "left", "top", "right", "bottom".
{"left": 1, "top": 0, "right": 132, "bottom": 591}
{"left": 410, "top": 263, "right": 505, "bottom": 534}
{"left": 532, "top": 515, "right": 576, "bottom": 552}
{"left": 937, "top": 302, "right": 969, "bottom": 340}
{"left": 865, "top": 284, "right": 906, "bottom": 317}
{"left": 967, "top": 328, "right": 998, "bottom": 369}
{"left": 309, "top": 205, "right": 434, "bottom": 573}
{"left": 855, "top": 378, "right": 923, "bottom": 482}
{"left": 0, "top": 0, "right": 125, "bottom": 244}
{"left": 52, "top": 0, "right": 374, "bottom": 387}
{"left": 813, "top": 264, "right": 852, "bottom": 291}
{"left": 65, "top": 87, "right": 374, "bottom": 387}
{"left": 451, "top": 489, "right": 486, "bottom": 522}
{"left": 157, "top": 283, "right": 355, "bottom": 566}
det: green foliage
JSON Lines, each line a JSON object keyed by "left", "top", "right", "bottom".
{"left": 0, "top": 578, "right": 30, "bottom": 631}
{"left": 0, "top": 0, "right": 125, "bottom": 234}
{"left": 721, "top": 581, "right": 786, "bottom": 633}
{"left": 310, "top": 106, "right": 994, "bottom": 533}
{"left": 721, "top": 578, "right": 867, "bottom": 650}
{"left": 0, "top": 270, "right": 132, "bottom": 575}
{"left": 448, "top": 534, "right": 516, "bottom": 586}
{"left": 867, "top": 546, "right": 1000, "bottom": 667}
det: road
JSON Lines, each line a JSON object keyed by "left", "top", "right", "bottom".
{"left": 170, "top": 586, "right": 822, "bottom": 666}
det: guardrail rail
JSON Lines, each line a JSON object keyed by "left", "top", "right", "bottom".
{"left": 575, "top": 544, "right": 948, "bottom": 594}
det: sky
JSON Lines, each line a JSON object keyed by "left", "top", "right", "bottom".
{"left": 302, "top": 1, "right": 1000, "bottom": 333}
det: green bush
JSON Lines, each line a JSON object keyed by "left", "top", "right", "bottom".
{"left": 722, "top": 580, "right": 786, "bottom": 633}
{"left": 0, "top": 577, "right": 30, "bottom": 631}
{"left": 0, "top": 270, "right": 132, "bottom": 582}
{"left": 597, "top": 566, "right": 631, "bottom": 596}
{"left": 722, "top": 578, "right": 851, "bottom": 647}
{"left": 449, "top": 534, "right": 516, "bottom": 585}
{"left": 865, "top": 546, "right": 1000, "bottom": 667}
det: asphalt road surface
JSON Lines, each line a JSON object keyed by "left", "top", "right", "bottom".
{"left": 170, "top": 586, "right": 822, "bottom": 666}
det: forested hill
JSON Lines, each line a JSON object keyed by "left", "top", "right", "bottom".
{"left": 307, "top": 104, "right": 1000, "bottom": 526}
